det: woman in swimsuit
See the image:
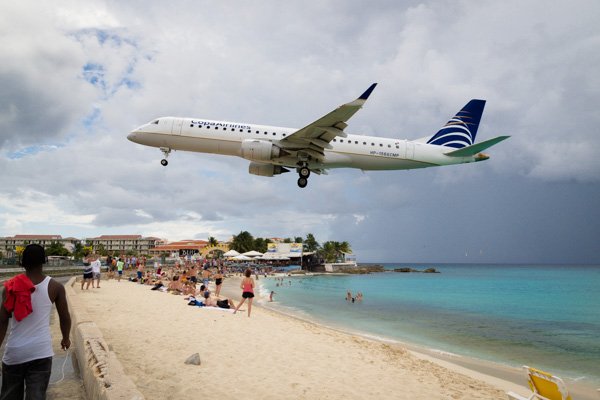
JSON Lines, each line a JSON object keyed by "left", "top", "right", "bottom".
{"left": 233, "top": 268, "right": 255, "bottom": 317}
{"left": 214, "top": 268, "right": 223, "bottom": 297}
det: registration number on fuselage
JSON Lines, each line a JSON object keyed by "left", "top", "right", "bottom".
{"left": 370, "top": 151, "right": 400, "bottom": 157}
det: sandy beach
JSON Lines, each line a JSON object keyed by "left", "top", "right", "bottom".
{"left": 68, "top": 276, "right": 595, "bottom": 400}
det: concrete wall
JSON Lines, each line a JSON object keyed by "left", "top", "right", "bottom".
{"left": 66, "top": 278, "right": 145, "bottom": 399}
{"left": 323, "top": 262, "right": 358, "bottom": 272}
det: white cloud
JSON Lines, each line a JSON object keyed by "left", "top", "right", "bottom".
{"left": 0, "top": 0, "right": 599, "bottom": 263}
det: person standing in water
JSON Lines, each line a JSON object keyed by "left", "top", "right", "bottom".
{"left": 233, "top": 268, "right": 255, "bottom": 317}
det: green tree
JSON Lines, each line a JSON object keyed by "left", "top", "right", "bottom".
{"left": 96, "top": 244, "right": 109, "bottom": 257}
{"left": 208, "top": 236, "right": 218, "bottom": 246}
{"left": 334, "top": 241, "right": 352, "bottom": 261}
{"left": 304, "top": 233, "right": 319, "bottom": 252}
{"left": 73, "top": 242, "right": 84, "bottom": 259}
{"left": 283, "top": 238, "right": 292, "bottom": 243}
{"left": 230, "top": 231, "right": 255, "bottom": 253}
{"left": 47, "top": 241, "right": 69, "bottom": 257}
{"left": 294, "top": 237, "right": 303, "bottom": 244}
{"left": 253, "top": 238, "right": 268, "bottom": 253}
{"left": 319, "top": 241, "right": 336, "bottom": 263}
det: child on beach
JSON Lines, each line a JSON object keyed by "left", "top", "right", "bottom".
{"left": 269, "top": 291, "right": 276, "bottom": 302}
{"left": 233, "top": 268, "right": 255, "bottom": 317}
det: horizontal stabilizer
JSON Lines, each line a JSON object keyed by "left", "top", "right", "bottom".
{"left": 444, "top": 136, "right": 510, "bottom": 157}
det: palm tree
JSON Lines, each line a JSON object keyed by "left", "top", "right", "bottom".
{"left": 319, "top": 241, "right": 336, "bottom": 263}
{"left": 208, "top": 236, "right": 218, "bottom": 247}
{"left": 304, "top": 233, "right": 319, "bottom": 252}
{"left": 230, "top": 231, "right": 255, "bottom": 253}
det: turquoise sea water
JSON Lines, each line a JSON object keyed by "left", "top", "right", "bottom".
{"left": 257, "top": 263, "right": 600, "bottom": 386}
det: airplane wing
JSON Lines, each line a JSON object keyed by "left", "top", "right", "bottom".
{"left": 277, "top": 83, "right": 377, "bottom": 162}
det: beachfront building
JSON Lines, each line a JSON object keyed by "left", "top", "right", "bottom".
{"left": 147, "top": 240, "right": 209, "bottom": 257}
{"left": 148, "top": 239, "right": 231, "bottom": 258}
{"left": 0, "top": 235, "right": 81, "bottom": 256}
{"left": 86, "top": 235, "right": 161, "bottom": 254}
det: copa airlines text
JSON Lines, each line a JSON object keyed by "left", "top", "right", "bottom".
{"left": 127, "top": 83, "right": 509, "bottom": 188}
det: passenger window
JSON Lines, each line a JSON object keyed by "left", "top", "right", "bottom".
{"left": 283, "top": 134, "right": 286, "bottom": 137}
{"left": 396, "top": 145, "right": 399, "bottom": 149}
{"left": 207, "top": 126, "right": 210, "bottom": 129}
{"left": 355, "top": 141, "right": 358, "bottom": 144}
{"left": 388, "top": 144, "right": 391, "bottom": 148}
{"left": 371, "top": 143, "right": 374, "bottom": 146}
{"left": 273, "top": 133, "right": 276, "bottom": 136}
{"left": 379, "top": 143, "right": 383, "bottom": 147}
{"left": 215, "top": 127, "right": 219, "bottom": 130}
{"left": 333, "top": 139, "right": 337, "bottom": 142}
{"left": 340, "top": 140, "right": 344, "bottom": 143}
{"left": 190, "top": 124, "right": 194, "bottom": 127}
{"left": 363, "top": 142, "right": 366, "bottom": 145}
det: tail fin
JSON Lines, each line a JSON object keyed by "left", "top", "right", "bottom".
{"left": 425, "top": 99, "right": 486, "bottom": 149}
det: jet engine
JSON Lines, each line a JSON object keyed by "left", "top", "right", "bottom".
{"left": 248, "top": 162, "right": 289, "bottom": 177}
{"left": 241, "top": 139, "right": 281, "bottom": 162}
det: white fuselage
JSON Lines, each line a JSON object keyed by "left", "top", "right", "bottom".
{"left": 127, "top": 117, "right": 479, "bottom": 172}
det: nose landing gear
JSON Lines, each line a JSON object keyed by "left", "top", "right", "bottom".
{"left": 160, "top": 147, "right": 171, "bottom": 166}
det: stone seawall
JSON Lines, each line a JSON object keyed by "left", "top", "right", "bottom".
{"left": 66, "top": 277, "right": 145, "bottom": 399}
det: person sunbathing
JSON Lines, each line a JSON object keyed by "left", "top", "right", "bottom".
{"left": 203, "top": 292, "right": 239, "bottom": 310}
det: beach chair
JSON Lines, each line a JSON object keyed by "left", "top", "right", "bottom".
{"left": 506, "top": 366, "right": 572, "bottom": 400}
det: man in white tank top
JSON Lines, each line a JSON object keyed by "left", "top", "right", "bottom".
{"left": 0, "top": 244, "right": 71, "bottom": 399}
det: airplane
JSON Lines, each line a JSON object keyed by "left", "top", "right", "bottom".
{"left": 127, "top": 83, "right": 509, "bottom": 188}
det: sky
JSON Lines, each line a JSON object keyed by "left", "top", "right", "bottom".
{"left": 1, "top": 1, "right": 599, "bottom": 264}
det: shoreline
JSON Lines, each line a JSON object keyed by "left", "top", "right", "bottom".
{"left": 236, "top": 275, "right": 599, "bottom": 400}
{"left": 69, "top": 276, "right": 597, "bottom": 399}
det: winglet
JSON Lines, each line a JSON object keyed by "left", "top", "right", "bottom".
{"left": 358, "top": 83, "right": 377, "bottom": 100}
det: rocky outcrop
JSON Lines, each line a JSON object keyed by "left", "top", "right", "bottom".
{"left": 394, "top": 267, "right": 440, "bottom": 273}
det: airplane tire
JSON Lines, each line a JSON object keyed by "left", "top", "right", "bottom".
{"left": 161, "top": 159, "right": 168, "bottom": 166}
{"left": 298, "top": 177, "right": 308, "bottom": 188}
{"left": 299, "top": 167, "right": 310, "bottom": 178}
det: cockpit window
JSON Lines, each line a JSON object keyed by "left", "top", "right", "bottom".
{"left": 151, "top": 120, "right": 159, "bottom": 125}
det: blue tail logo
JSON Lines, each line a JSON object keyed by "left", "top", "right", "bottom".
{"left": 426, "top": 99, "right": 486, "bottom": 149}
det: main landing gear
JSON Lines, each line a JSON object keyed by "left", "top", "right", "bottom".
{"left": 297, "top": 166, "right": 310, "bottom": 188}
{"left": 160, "top": 147, "right": 171, "bottom": 166}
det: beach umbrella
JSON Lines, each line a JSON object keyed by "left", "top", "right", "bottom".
{"left": 241, "top": 250, "right": 263, "bottom": 258}
{"left": 233, "top": 255, "right": 252, "bottom": 261}
{"left": 223, "top": 250, "right": 240, "bottom": 258}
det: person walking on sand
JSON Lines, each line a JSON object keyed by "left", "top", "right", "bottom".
{"left": 81, "top": 253, "right": 96, "bottom": 290}
{"left": 0, "top": 244, "right": 71, "bottom": 399}
{"left": 91, "top": 257, "right": 102, "bottom": 288}
{"left": 214, "top": 268, "right": 223, "bottom": 297}
{"left": 233, "top": 268, "right": 255, "bottom": 317}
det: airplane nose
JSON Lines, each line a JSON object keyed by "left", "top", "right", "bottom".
{"left": 127, "top": 131, "right": 137, "bottom": 142}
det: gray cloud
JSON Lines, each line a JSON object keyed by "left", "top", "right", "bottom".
{"left": 0, "top": 1, "right": 598, "bottom": 263}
